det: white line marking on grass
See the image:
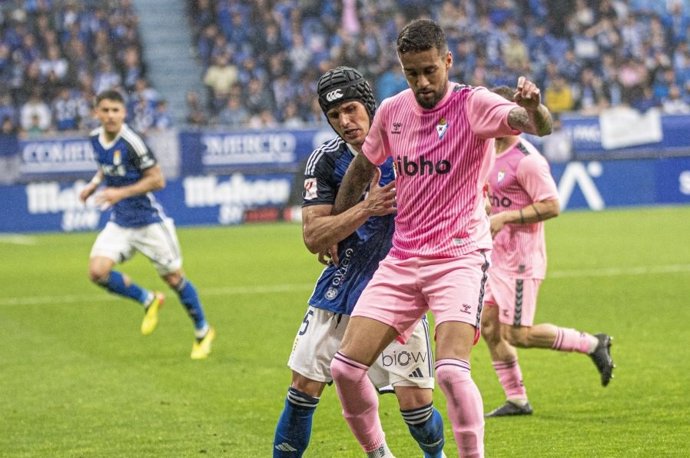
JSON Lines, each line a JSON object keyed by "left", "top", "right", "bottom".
{"left": 0, "top": 284, "right": 315, "bottom": 307}
{"left": 0, "top": 234, "right": 37, "bottom": 245}
{"left": 550, "top": 264, "right": 690, "bottom": 278}
{"left": 2, "top": 264, "right": 690, "bottom": 307}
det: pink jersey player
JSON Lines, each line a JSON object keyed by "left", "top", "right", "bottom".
{"left": 328, "top": 19, "right": 555, "bottom": 458}
{"left": 365, "top": 84, "right": 517, "bottom": 260}
{"left": 481, "top": 86, "right": 615, "bottom": 420}
{"left": 487, "top": 138, "right": 558, "bottom": 279}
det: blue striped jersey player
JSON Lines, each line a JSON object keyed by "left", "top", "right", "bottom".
{"left": 304, "top": 139, "right": 396, "bottom": 315}
{"left": 273, "top": 66, "right": 446, "bottom": 458}
{"left": 79, "top": 89, "right": 215, "bottom": 360}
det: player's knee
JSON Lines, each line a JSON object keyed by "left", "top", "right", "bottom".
{"left": 291, "top": 372, "right": 325, "bottom": 398}
{"left": 162, "top": 271, "right": 184, "bottom": 289}
{"left": 480, "top": 321, "right": 500, "bottom": 345}
{"left": 87, "top": 265, "right": 109, "bottom": 284}
{"left": 330, "top": 355, "right": 365, "bottom": 385}
{"left": 395, "top": 386, "right": 433, "bottom": 411}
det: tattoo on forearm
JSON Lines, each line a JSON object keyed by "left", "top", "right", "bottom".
{"left": 509, "top": 106, "right": 552, "bottom": 136}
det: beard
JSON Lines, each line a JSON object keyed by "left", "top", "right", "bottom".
{"left": 414, "top": 88, "right": 443, "bottom": 109}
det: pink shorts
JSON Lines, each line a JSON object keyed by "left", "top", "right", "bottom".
{"left": 484, "top": 270, "right": 542, "bottom": 326}
{"left": 352, "top": 250, "right": 490, "bottom": 343}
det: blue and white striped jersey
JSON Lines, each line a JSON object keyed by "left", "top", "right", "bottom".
{"left": 303, "top": 136, "right": 395, "bottom": 315}
{"left": 89, "top": 124, "right": 166, "bottom": 228}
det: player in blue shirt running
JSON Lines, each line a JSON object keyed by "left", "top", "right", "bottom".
{"left": 79, "top": 89, "right": 215, "bottom": 359}
{"left": 273, "top": 67, "right": 446, "bottom": 458}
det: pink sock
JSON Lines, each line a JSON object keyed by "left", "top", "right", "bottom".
{"left": 552, "top": 327, "right": 592, "bottom": 353}
{"left": 493, "top": 358, "right": 527, "bottom": 400}
{"left": 436, "top": 359, "right": 484, "bottom": 458}
{"left": 330, "top": 352, "right": 386, "bottom": 453}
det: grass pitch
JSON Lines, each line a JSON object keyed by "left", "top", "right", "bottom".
{"left": 1, "top": 206, "right": 689, "bottom": 457}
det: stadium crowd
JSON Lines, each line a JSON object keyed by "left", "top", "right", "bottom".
{"left": 186, "top": 0, "right": 690, "bottom": 127}
{"left": 1, "top": 0, "right": 689, "bottom": 136}
{"left": 0, "top": 0, "right": 171, "bottom": 138}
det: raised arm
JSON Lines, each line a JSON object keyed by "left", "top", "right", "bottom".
{"left": 508, "top": 76, "right": 553, "bottom": 137}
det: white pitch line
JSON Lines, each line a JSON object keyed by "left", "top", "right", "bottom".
{"left": 1, "top": 264, "right": 690, "bottom": 307}
{"left": 0, "top": 234, "right": 37, "bottom": 245}
{"left": 0, "top": 283, "right": 315, "bottom": 307}
{"left": 549, "top": 264, "right": 690, "bottom": 278}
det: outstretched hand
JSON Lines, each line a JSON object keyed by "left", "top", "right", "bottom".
{"left": 513, "top": 76, "right": 541, "bottom": 111}
{"left": 363, "top": 167, "right": 396, "bottom": 216}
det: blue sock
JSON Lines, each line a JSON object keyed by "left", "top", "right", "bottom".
{"left": 401, "top": 403, "right": 445, "bottom": 458}
{"left": 102, "top": 271, "right": 149, "bottom": 304}
{"left": 176, "top": 278, "right": 207, "bottom": 331}
{"left": 273, "top": 387, "right": 319, "bottom": 457}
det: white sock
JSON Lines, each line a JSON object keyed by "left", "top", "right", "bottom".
{"left": 366, "top": 443, "right": 396, "bottom": 458}
{"left": 586, "top": 334, "right": 600, "bottom": 353}
{"left": 507, "top": 397, "right": 529, "bottom": 407}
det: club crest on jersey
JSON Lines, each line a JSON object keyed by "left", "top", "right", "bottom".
{"left": 113, "top": 150, "right": 122, "bottom": 165}
{"left": 436, "top": 118, "right": 448, "bottom": 139}
{"left": 497, "top": 170, "right": 505, "bottom": 182}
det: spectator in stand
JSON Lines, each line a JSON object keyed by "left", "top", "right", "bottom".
{"left": 39, "top": 44, "right": 69, "bottom": 86}
{"left": 153, "top": 100, "right": 174, "bottom": 130}
{"left": 93, "top": 59, "right": 122, "bottom": 95}
{"left": 662, "top": 84, "right": 690, "bottom": 114}
{"left": 51, "top": 86, "right": 82, "bottom": 132}
{"left": 121, "top": 46, "right": 146, "bottom": 91}
{"left": 544, "top": 73, "right": 575, "bottom": 114}
{"left": 217, "top": 95, "right": 249, "bottom": 129}
{"left": 652, "top": 67, "right": 677, "bottom": 103}
{"left": 632, "top": 86, "right": 659, "bottom": 112}
{"left": 502, "top": 29, "right": 530, "bottom": 72}
{"left": 19, "top": 89, "right": 51, "bottom": 135}
{"left": 130, "top": 94, "right": 156, "bottom": 133}
{"left": 245, "top": 77, "right": 275, "bottom": 117}
{"left": 203, "top": 54, "right": 239, "bottom": 114}
{"left": 288, "top": 32, "right": 313, "bottom": 76}
{"left": 196, "top": 24, "right": 220, "bottom": 66}
{"left": 618, "top": 56, "right": 649, "bottom": 106}
{"left": 574, "top": 67, "right": 612, "bottom": 115}
{"left": 0, "top": 92, "right": 18, "bottom": 129}
{"left": 281, "top": 101, "right": 305, "bottom": 128}
{"left": 185, "top": 90, "right": 208, "bottom": 127}
{"left": 271, "top": 72, "right": 298, "bottom": 118}
{"left": 248, "top": 108, "right": 278, "bottom": 129}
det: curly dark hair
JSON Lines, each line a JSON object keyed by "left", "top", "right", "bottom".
{"left": 396, "top": 19, "right": 447, "bottom": 55}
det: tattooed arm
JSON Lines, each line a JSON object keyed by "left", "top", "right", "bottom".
{"left": 332, "top": 153, "right": 379, "bottom": 215}
{"left": 508, "top": 76, "right": 553, "bottom": 137}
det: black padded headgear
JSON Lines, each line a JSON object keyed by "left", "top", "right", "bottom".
{"left": 317, "top": 66, "right": 376, "bottom": 120}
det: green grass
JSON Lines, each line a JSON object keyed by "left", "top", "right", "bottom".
{"left": 1, "top": 206, "right": 689, "bottom": 457}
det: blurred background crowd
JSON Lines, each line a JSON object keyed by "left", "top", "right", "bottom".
{"left": 1, "top": 0, "right": 689, "bottom": 138}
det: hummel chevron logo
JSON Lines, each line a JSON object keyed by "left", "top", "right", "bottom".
{"left": 409, "top": 368, "right": 424, "bottom": 378}
{"left": 275, "top": 442, "right": 298, "bottom": 452}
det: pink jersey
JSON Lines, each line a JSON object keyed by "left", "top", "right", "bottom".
{"left": 487, "top": 138, "right": 559, "bottom": 278}
{"left": 362, "top": 84, "right": 518, "bottom": 259}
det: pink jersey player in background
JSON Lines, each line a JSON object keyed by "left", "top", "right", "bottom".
{"left": 329, "top": 19, "right": 553, "bottom": 458}
{"left": 480, "top": 87, "right": 615, "bottom": 418}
